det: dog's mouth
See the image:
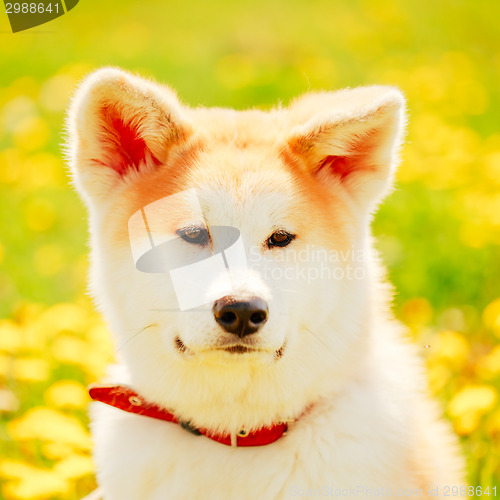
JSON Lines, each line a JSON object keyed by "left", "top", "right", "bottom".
{"left": 174, "top": 336, "right": 285, "bottom": 359}
{"left": 215, "top": 345, "right": 256, "bottom": 354}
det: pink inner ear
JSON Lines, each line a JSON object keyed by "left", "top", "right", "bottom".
{"left": 109, "top": 117, "right": 160, "bottom": 176}
{"left": 318, "top": 155, "right": 352, "bottom": 180}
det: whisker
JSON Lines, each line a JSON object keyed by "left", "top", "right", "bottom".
{"left": 303, "top": 327, "right": 335, "bottom": 354}
{"left": 113, "top": 323, "right": 158, "bottom": 356}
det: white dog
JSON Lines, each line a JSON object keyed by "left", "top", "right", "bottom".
{"left": 68, "top": 68, "right": 464, "bottom": 499}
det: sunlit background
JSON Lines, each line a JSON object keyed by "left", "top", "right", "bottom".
{"left": 0, "top": 0, "right": 499, "bottom": 497}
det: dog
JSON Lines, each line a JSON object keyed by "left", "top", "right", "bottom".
{"left": 68, "top": 68, "right": 465, "bottom": 499}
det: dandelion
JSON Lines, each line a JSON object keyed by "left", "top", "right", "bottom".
{"left": 17, "top": 323, "right": 49, "bottom": 353}
{"left": 400, "top": 298, "right": 433, "bottom": 327}
{"left": 39, "top": 303, "right": 92, "bottom": 335}
{"left": 13, "top": 358, "right": 50, "bottom": 382}
{"left": 427, "top": 330, "right": 469, "bottom": 369}
{"left": 45, "top": 380, "right": 89, "bottom": 409}
{"left": 0, "top": 353, "right": 13, "bottom": 378}
{"left": 427, "top": 364, "right": 451, "bottom": 394}
{"left": 477, "top": 345, "right": 500, "bottom": 379}
{"left": 41, "top": 442, "right": 76, "bottom": 461}
{"left": 483, "top": 298, "right": 500, "bottom": 335}
{"left": 7, "top": 407, "right": 93, "bottom": 450}
{"left": 0, "top": 148, "right": 23, "bottom": 184}
{"left": 51, "top": 335, "right": 89, "bottom": 367}
{"left": 448, "top": 385, "right": 498, "bottom": 435}
{"left": 0, "top": 460, "right": 70, "bottom": 499}
{"left": 54, "top": 454, "right": 94, "bottom": 481}
{"left": 485, "top": 409, "right": 500, "bottom": 438}
{"left": 484, "top": 152, "right": 500, "bottom": 185}
{"left": 0, "top": 320, "right": 23, "bottom": 353}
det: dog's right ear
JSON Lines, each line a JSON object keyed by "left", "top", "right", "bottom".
{"left": 286, "top": 86, "right": 405, "bottom": 212}
{"left": 67, "top": 68, "right": 191, "bottom": 204}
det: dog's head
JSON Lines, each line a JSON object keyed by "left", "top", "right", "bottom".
{"left": 68, "top": 68, "right": 405, "bottom": 433}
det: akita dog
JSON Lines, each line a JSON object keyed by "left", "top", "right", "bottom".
{"left": 68, "top": 68, "right": 464, "bottom": 499}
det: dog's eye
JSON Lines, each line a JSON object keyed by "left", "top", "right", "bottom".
{"left": 267, "top": 231, "right": 295, "bottom": 248}
{"left": 178, "top": 227, "right": 210, "bottom": 246}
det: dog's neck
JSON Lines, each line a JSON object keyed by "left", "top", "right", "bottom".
{"left": 89, "top": 383, "right": 292, "bottom": 447}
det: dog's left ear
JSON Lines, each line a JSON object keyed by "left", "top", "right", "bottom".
{"left": 287, "top": 86, "right": 406, "bottom": 210}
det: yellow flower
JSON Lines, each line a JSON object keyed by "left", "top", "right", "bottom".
{"left": 54, "top": 454, "right": 94, "bottom": 480}
{"left": 0, "top": 320, "right": 23, "bottom": 353}
{"left": 427, "top": 330, "right": 469, "bottom": 369}
{"left": 85, "top": 323, "right": 111, "bottom": 345}
{"left": 484, "top": 151, "right": 500, "bottom": 185}
{"left": 17, "top": 323, "right": 48, "bottom": 352}
{"left": 0, "top": 353, "right": 13, "bottom": 377}
{"left": 449, "top": 385, "right": 497, "bottom": 416}
{"left": 486, "top": 409, "right": 500, "bottom": 437}
{"left": 452, "top": 412, "right": 480, "bottom": 436}
{"left": 42, "top": 442, "right": 75, "bottom": 460}
{"left": 7, "top": 407, "right": 92, "bottom": 450}
{"left": 477, "top": 345, "right": 500, "bottom": 379}
{"left": 39, "top": 303, "right": 92, "bottom": 335}
{"left": 84, "top": 324, "right": 114, "bottom": 378}
{"left": 483, "top": 298, "right": 500, "bottom": 335}
{"left": 448, "top": 385, "right": 498, "bottom": 435}
{"left": 13, "top": 358, "right": 50, "bottom": 382}
{"left": 400, "top": 298, "right": 433, "bottom": 326}
{"left": 427, "top": 364, "right": 451, "bottom": 394}
{"left": 45, "top": 380, "right": 89, "bottom": 409}
{"left": 0, "top": 460, "right": 69, "bottom": 499}
{"left": 51, "top": 335, "right": 89, "bottom": 366}
{"left": 459, "top": 221, "right": 491, "bottom": 249}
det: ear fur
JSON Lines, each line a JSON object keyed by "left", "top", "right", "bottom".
{"left": 67, "top": 67, "right": 191, "bottom": 204}
{"left": 287, "top": 86, "right": 406, "bottom": 210}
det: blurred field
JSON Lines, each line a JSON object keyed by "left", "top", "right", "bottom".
{"left": 0, "top": 0, "right": 499, "bottom": 497}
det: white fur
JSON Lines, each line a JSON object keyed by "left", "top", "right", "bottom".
{"left": 68, "top": 68, "right": 464, "bottom": 499}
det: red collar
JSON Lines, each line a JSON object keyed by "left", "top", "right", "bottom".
{"left": 89, "top": 384, "right": 288, "bottom": 447}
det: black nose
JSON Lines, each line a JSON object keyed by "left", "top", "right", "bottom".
{"left": 213, "top": 295, "right": 269, "bottom": 338}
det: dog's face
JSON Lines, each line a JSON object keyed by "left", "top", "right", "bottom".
{"left": 68, "top": 69, "right": 405, "bottom": 432}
